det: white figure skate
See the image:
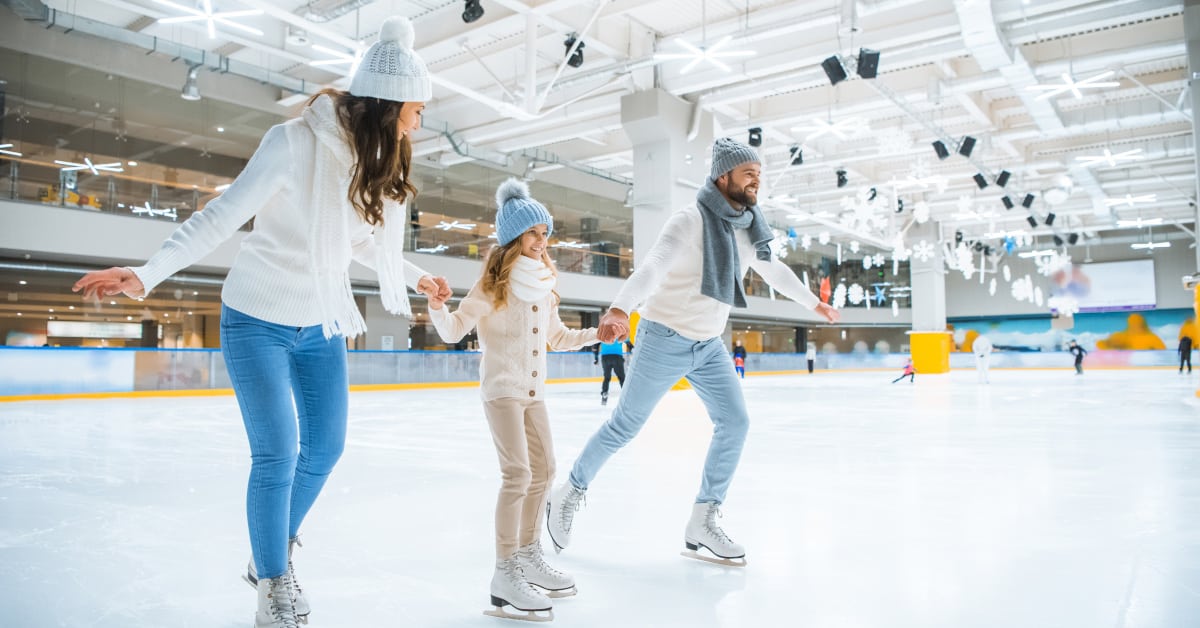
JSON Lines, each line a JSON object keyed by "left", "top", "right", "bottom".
{"left": 681, "top": 502, "right": 747, "bottom": 567}
{"left": 255, "top": 574, "right": 301, "bottom": 628}
{"left": 517, "top": 540, "right": 576, "bottom": 598}
{"left": 483, "top": 556, "right": 554, "bottom": 622}
{"left": 244, "top": 536, "right": 309, "bottom": 623}
{"left": 545, "top": 482, "right": 586, "bottom": 553}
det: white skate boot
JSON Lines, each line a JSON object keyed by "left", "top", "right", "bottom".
{"left": 682, "top": 502, "right": 747, "bottom": 567}
{"left": 545, "top": 482, "right": 586, "bottom": 553}
{"left": 244, "top": 536, "right": 309, "bottom": 623}
{"left": 255, "top": 574, "right": 301, "bottom": 628}
{"left": 483, "top": 556, "right": 554, "bottom": 622}
{"left": 517, "top": 540, "right": 576, "bottom": 598}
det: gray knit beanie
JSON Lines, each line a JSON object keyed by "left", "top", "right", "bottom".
{"left": 349, "top": 16, "right": 432, "bottom": 102}
{"left": 495, "top": 179, "right": 554, "bottom": 246}
{"left": 710, "top": 137, "right": 761, "bottom": 181}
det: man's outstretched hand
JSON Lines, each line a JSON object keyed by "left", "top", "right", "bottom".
{"left": 598, "top": 308, "right": 630, "bottom": 343}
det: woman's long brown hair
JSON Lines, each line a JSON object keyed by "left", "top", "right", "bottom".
{"left": 480, "top": 239, "right": 558, "bottom": 310}
{"left": 308, "top": 88, "right": 418, "bottom": 226}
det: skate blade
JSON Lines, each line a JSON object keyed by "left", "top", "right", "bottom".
{"left": 541, "top": 586, "right": 577, "bottom": 599}
{"left": 483, "top": 607, "right": 554, "bottom": 622}
{"left": 240, "top": 573, "right": 257, "bottom": 588}
{"left": 680, "top": 549, "right": 747, "bottom": 568}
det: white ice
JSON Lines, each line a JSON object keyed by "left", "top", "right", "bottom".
{"left": 2, "top": 369, "right": 1199, "bottom": 628}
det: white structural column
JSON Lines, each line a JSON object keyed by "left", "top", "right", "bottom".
{"left": 1187, "top": 0, "right": 1200, "bottom": 270}
{"left": 620, "top": 89, "right": 714, "bottom": 266}
{"left": 907, "top": 221, "right": 951, "bottom": 373}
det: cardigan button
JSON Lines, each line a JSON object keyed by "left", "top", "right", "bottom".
{"left": 532, "top": 327, "right": 539, "bottom": 334}
{"left": 532, "top": 305, "right": 539, "bottom": 312}
{"left": 532, "top": 371, "right": 538, "bottom": 377}
{"left": 532, "top": 349, "right": 539, "bottom": 356}
{"left": 528, "top": 390, "right": 535, "bottom": 397}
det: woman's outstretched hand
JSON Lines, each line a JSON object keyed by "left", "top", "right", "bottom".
{"left": 73, "top": 267, "right": 146, "bottom": 301}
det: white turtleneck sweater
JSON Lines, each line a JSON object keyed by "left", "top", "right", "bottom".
{"left": 129, "top": 112, "right": 429, "bottom": 328}
{"left": 611, "top": 205, "right": 821, "bottom": 342}
{"left": 429, "top": 278, "right": 598, "bottom": 402}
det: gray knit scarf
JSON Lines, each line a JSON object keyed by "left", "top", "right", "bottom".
{"left": 696, "top": 178, "right": 773, "bottom": 308}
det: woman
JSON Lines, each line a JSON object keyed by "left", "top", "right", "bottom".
{"left": 72, "top": 16, "right": 447, "bottom": 628}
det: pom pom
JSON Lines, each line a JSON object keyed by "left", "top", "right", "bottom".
{"left": 496, "top": 178, "right": 530, "bottom": 208}
{"left": 379, "top": 16, "right": 415, "bottom": 50}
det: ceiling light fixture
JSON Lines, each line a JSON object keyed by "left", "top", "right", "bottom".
{"left": 1116, "top": 217, "right": 1163, "bottom": 228}
{"left": 154, "top": 0, "right": 264, "bottom": 39}
{"left": 0, "top": 143, "right": 22, "bottom": 157}
{"left": 181, "top": 64, "right": 202, "bottom": 101}
{"left": 55, "top": 157, "right": 124, "bottom": 175}
{"left": 1131, "top": 241, "right": 1170, "bottom": 250}
{"left": 792, "top": 117, "right": 868, "bottom": 142}
{"left": 655, "top": 35, "right": 756, "bottom": 75}
{"left": 1026, "top": 70, "right": 1120, "bottom": 101}
{"left": 1076, "top": 148, "right": 1144, "bottom": 168}
{"left": 309, "top": 44, "right": 364, "bottom": 74}
{"left": 435, "top": 220, "right": 476, "bottom": 231}
{"left": 1105, "top": 193, "right": 1157, "bottom": 208}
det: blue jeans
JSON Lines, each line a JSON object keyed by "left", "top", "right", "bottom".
{"left": 220, "top": 305, "right": 348, "bottom": 579}
{"left": 568, "top": 319, "right": 750, "bottom": 504}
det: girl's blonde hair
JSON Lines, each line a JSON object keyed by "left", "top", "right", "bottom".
{"left": 480, "top": 239, "right": 558, "bottom": 310}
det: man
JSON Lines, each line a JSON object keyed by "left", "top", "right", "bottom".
{"left": 1068, "top": 339, "right": 1087, "bottom": 375}
{"left": 593, "top": 335, "right": 630, "bottom": 405}
{"left": 973, "top": 334, "right": 993, "bottom": 384}
{"left": 546, "top": 138, "right": 839, "bottom": 566}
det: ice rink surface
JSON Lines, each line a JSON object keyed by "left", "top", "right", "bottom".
{"left": 2, "top": 368, "right": 1199, "bottom": 628}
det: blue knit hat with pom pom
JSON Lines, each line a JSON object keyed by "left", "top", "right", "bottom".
{"left": 495, "top": 179, "right": 553, "bottom": 246}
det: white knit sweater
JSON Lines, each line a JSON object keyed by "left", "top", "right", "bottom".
{"left": 129, "top": 110, "right": 429, "bottom": 329}
{"left": 611, "top": 205, "right": 821, "bottom": 341}
{"left": 429, "top": 281, "right": 598, "bottom": 402}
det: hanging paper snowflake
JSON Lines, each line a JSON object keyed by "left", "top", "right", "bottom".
{"left": 1011, "top": 276, "right": 1032, "bottom": 302}
{"left": 911, "top": 240, "right": 936, "bottom": 262}
{"left": 1048, "top": 294, "right": 1080, "bottom": 315}
{"left": 872, "top": 253, "right": 885, "bottom": 267}
{"left": 988, "top": 278, "right": 997, "bottom": 296}
{"left": 892, "top": 300, "right": 900, "bottom": 317}
{"left": 1034, "top": 286, "right": 1044, "bottom": 307}
{"left": 1002, "top": 265, "right": 1011, "bottom": 282}
{"left": 891, "top": 236, "right": 911, "bottom": 262}
{"left": 847, "top": 283, "right": 865, "bottom": 305}
{"left": 956, "top": 194, "right": 974, "bottom": 214}
{"left": 848, "top": 240, "right": 859, "bottom": 254}
{"left": 818, "top": 231, "right": 831, "bottom": 245}
{"left": 862, "top": 255, "right": 873, "bottom": 269}
{"left": 913, "top": 201, "right": 931, "bottom": 224}
{"left": 954, "top": 242, "right": 973, "bottom": 270}
{"left": 961, "top": 264, "right": 975, "bottom": 280}
{"left": 832, "top": 283, "right": 848, "bottom": 309}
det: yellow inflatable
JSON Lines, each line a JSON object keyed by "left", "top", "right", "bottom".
{"left": 1096, "top": 313, "right": 1166, "bottom": 350}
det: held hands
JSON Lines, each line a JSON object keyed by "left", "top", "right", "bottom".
{"left": 598, "top": 308, "right": 630, "bottom": 343}
{"left": 417, "top": 275, "right": 452, "bottom": 310}
{"left": 813, "top": 302, "right": 840, "bottom": 324}
{"left": 72, "top": 267, "right": 146, "bottom": 301}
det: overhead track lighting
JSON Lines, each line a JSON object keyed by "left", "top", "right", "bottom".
{"left": 1068, "top": 233, "right": 1079, "bottom": 245}
{"left": 932, "top": 140, "right": 950, "bottom": 160}
{"left": 181, "top": 63, "right": 202, "bottom": 101}
{"left": 995, "top": 170, "right": 1011, "bottom": 187}
{"left": 973, "top": 173, "right": 988, "bottom": 189}
{"left": 788, "top": 145, "right": 803, "bottom": 166}
{"left": 1026, "top": 216, "right": 1038, "bottom": 228}
{"left": 836, "top": 169, "right": 848, "bottom": 188}
{"left": 1001, "top": 196, "right": 1014, "bottom": 210}
{"left": 1022, "top": 193, "right": 1035, "bottom": 209}
{"left": 747, "top": 127, "right": 762, "bottom": 147}
{"left": 1053, "top": 235, "right": 1064, "bottom": 246}
{"left": 1044, "top": 212, "right": 1056, "bottom": 226}
{"left": 958, "top": 136, "right": 976, "bottom": 157}
{"left": 462, "top": 0, "right": 484, "bottom": 23}
{"left": 821, "top": 55, "right": 847, "bottom": 85}
{"left": 856, "top": 48, "right": 880, "bottom": 79}
{"left": 564, "top": 34, "right": 585, "bottom": 68}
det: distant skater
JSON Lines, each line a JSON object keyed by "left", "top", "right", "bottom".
{"left": 1180, "top": 335, "right": 1193, "bottom": 374}
{"left": 806, "top": 342, "right": 816, "bottom": 374}
{"left": 732, "top": 340, "right": 747, "bottom": 379}
{"left": 973, "top": 334, "right": 993, "bottom": 384}
{"left": 1068, "top": 340, "right": 1087, "bottom": 375}
{"left": 891, "top": 358, "right": 915, "bottom": 383}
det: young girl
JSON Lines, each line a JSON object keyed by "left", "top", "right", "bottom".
{"left": 427, "top": 179, "right": 597, "bottom": 622}
{"left": 72, "top": 17, "right": 447, "bottom": 628}
{"left": 892, "top": 358, "right": 916, "bottom": 384}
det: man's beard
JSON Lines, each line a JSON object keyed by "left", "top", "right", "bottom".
{"left": 726, "top": 181, "right": 758, "bottom": 207}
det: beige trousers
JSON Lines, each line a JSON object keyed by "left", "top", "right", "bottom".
{"left": 482, "top": 397, "right": 556, "bottom": 559}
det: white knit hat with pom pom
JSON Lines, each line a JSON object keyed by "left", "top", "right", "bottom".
{"left": 495, "top": 178, "right": 554, "bottom": 246}
{"left": 349, "top": 16, "right": 432, "bottom": 102}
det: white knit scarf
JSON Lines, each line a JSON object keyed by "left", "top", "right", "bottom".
{"left": 509, "top": 255, "right": 556, "bottom": 303}
{"left": 298, "top": 95, "right": 411, "bottom": 339}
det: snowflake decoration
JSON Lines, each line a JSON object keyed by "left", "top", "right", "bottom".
{"left": 1034, "top": 286, "right": 1044, "bottom": 307}
{"left": 911, "top": 240, "right": 936, "bottom": 262}
{"left": 913, "top": 201, "right": 931, "bottom": 224}
{"left": 832, "top": 283, "right": 848, "bottom": 309}
{"left": 872, "top": 253, "right": 886, "bottom": 268}
{"left": 956, "top": 195, "right": 974, "bottom": 214}
{"left": 1011, "top": 276, "right": 1033, "bottom": 302}
{"left": 818, "top": 231, "right": 831, "bottom": 245}
{"left": 954, "top": 243, "right": 973, "bottom": 271}
{"left": 961, "top": 264, "right": 975, "bottom": 280}
{"left": 847, "top": 283, "right": 865, "bottom": 305}
{"left": 849, "top": 240, "right": 860, "bottom": 254}
{"left": 1002, "top": 265, "right": 1011, "bottom": 282}
{"left": 862, "top": 256, "right": 873, "bottom": 270}
{"left": 988, "top": 278, "right": 997, "bottom": 296}
{"left": 892, "top": 300, "right": 900, "bottom": 317}
{"left": 891, "top": 236, "right": 911, "bottom": 262}
{"left": 1048, "top": 294, "right": 1080, "bottom": 314}
{"left": 801, "top": 233, "right": 813, "bottom": 249}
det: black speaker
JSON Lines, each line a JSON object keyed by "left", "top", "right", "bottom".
{"left": 932, "top": 140, "right": 950, "bottom": 160}
{"left": 896, "top": 198, "right": 905, "bottom": 213}
{"left": 1026, "top": 216, "right": 1038, "bottom": 228}
{"left": 958, "top": 136, "right": 976, "bottom": 157}
{"left": 1053, "top": 235, "right": 1064, "bottom": 246}
{"left": 1002, "top": 196, "right": 1014, "bottom": 210}
{"left": 856, "top": 48, "right": 880, "bottom": 79}
{"left": 1045, "top": 212, "right": 1056, "bottom": 226}
{"left": 789, "top": 145, "right": 803, "bottom": 166}
{"left": 1022, "top": 193, "right": 1035, "bottom": 208}
{"left": 836, "top": 169, "right": 848, "bottom": 188}
{"left": 996, "top": 170, "right": 1011, "bottom": 187}
{"left": 821, "top": 56, "right": 847, "bottom": 85}
{"left": 973, "top": 173, "right": 988, "bottom": 189}
{"left": 1068, "top": 233, "right": 1079, "bottom": 245}
{"left": 747, "top": 127, "right": 762, "bottom": 147}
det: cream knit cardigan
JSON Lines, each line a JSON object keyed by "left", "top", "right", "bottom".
{"left": 429, "top": 280, "right": 598, "bottom": 402}
{"left": 130, "top": 95, "right": 429, "bottom": 335}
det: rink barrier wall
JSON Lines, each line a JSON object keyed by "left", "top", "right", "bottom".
{"left": 0, "top": 347, "right": 1182, "bottom": 400}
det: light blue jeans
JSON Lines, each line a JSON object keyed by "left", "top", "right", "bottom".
{"left": 568, "top": 319, "right": 750, "bottom": 504}
{"left": 220, "top": 305, "right": 347, "bottom": 579}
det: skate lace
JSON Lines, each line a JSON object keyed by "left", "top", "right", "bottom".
{"left": 519, "top": 541, "right": 564, "bottom": 579}
{"left": 287, "top": 537, "right": 304, "bottom": 600}
{"left": 266, "top": 575, "right": 300, "bottom": 628}
{"left": 559, "top": 488, "right": 586, "bottom": 533}
{"left": 704, "top": 506, "right": 734, "bottom": 545}
{"left": 501, "top": 557, "right": 543, "bottom": 598}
